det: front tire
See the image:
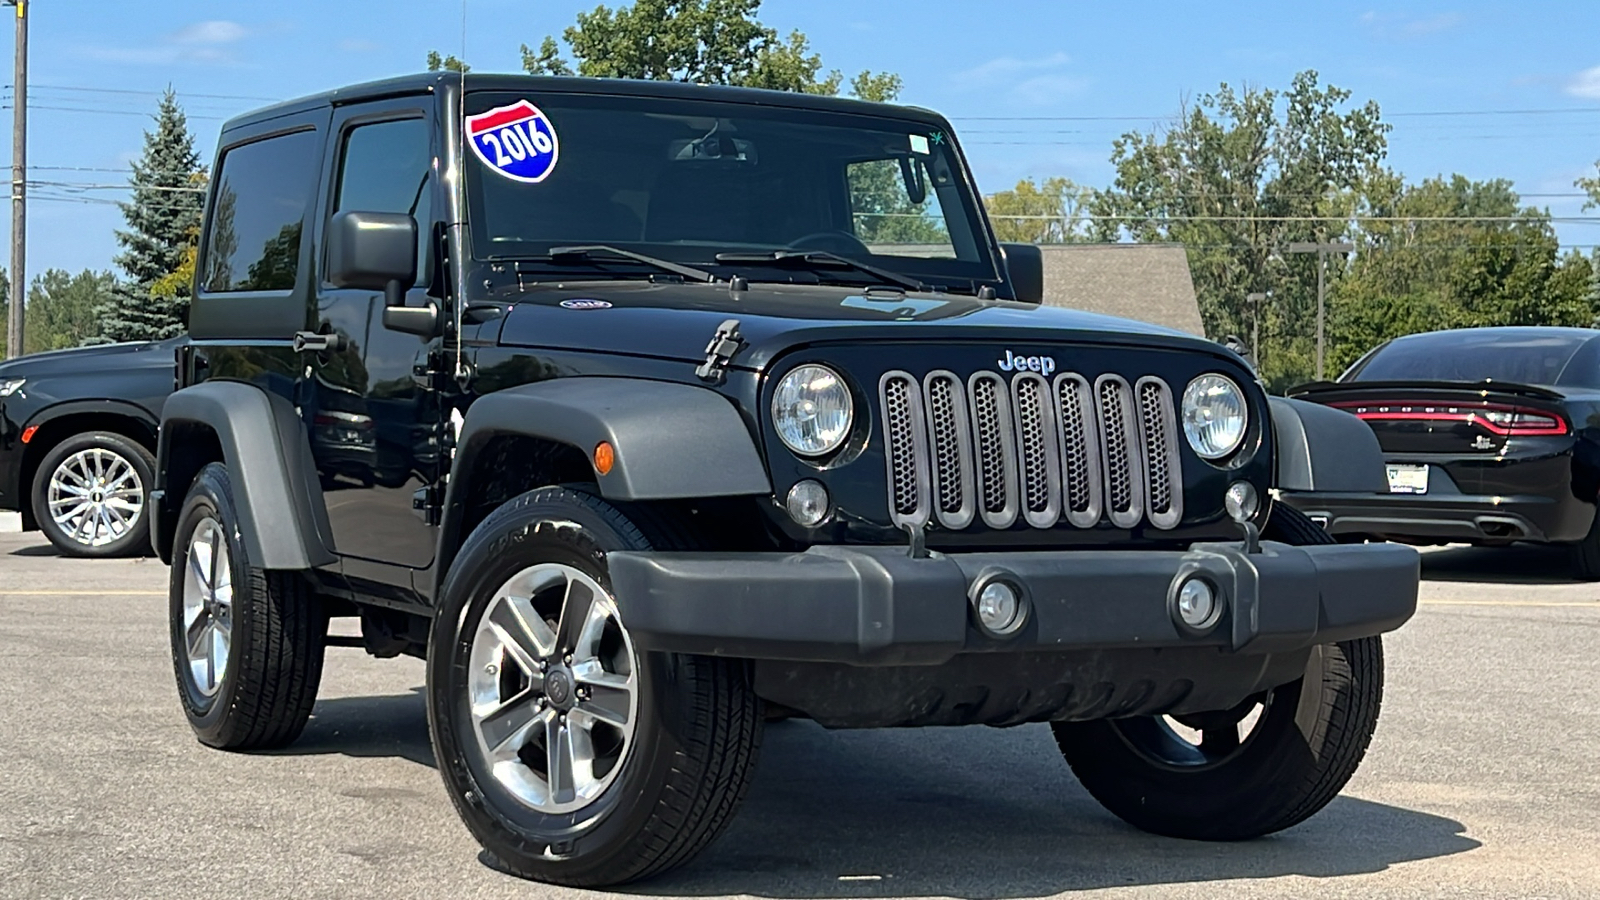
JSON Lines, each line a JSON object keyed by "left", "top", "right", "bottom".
{"left": 1053, "top": 502, "right": 1386, "bottom": 840}
{"left": 427, "top": 487, "right": 762, "bottom": 887}
{"left": 31, "top": 430, "right": 154, "bottom": 558}
{"left": 169, "top": 463, "right": 326, "bottom": 750}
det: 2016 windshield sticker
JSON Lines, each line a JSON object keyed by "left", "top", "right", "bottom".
{"left": 909, "top": 133, "right": 930, "bottom": 155}
{"left": 466, "top": 100, "right": 560, "bottom": 183}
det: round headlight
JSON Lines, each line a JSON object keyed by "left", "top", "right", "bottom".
{"left": 1182, "top": 374, "right": 1248, "bottom": 460}
{"left": 772, "top": 365, "right": 853, "bottom": 457}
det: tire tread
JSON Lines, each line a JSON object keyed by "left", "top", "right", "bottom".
{"left": 441, "top": 486, "right": 760, "bottom": 887}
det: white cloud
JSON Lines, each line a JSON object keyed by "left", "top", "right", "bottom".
{"left": 955, "top": 52, "right": 1085, "bottom": 106}
{"left": 960, "top": 52, "right": 1072, "bottom": 83}
{"left": 79, "top": 20, "right": 250, "bottom": 66}
{"left": 1568, "top": 65, "right": 1600, "bottom": 99}
{"left": 1358, "top": 11, "right": 1463, "bottom": 39}
{"left": 1013, "top": 74, "right": 1090, "bottom": 106}
{"left": 172, "top": 21, "right": 248, "bottom": 45}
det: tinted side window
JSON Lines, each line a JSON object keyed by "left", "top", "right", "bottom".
{"left": 334, "top": 118, "right": 432, "bottom": 281}
{"left": 202, "top": 129, "right": 320, "bottom": 293}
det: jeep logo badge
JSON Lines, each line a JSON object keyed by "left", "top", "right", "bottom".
{"left": 998, "top": 350, "right": 1056, "bottom": 377}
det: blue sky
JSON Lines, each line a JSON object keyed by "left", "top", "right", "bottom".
{"left": 7, "top": 0, "right": 1599, "bottom": 281}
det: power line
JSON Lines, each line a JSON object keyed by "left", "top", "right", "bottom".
{"left": 0, "top": 103, "right": 225, "bottom": 121}
{"left": 3, "top": 82, "right": 279, "bottom": 103}
{"left": 28, "top": 180, "right": 206, "bottom": 193}
{"left": 920, "top": 212, "right": 1600, "bottom": 223}
{"left": 950, "top": 106, "right": 1600, "bottom": 122}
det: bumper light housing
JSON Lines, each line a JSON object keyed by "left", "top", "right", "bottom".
{"left": 1171, "top": 576, "right": 1222, "bottom": 632}
{"left": 785, "top": 479, "right": 830, "bottom": 526}
{"left": 968, "top": 573, "right": 1029, "bottom": 638}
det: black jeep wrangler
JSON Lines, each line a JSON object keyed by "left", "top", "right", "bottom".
{"left": 151, "top": 73, "right": 1418, "bottom": 886}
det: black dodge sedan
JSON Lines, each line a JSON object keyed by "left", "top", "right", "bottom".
{"left": 1281, "top": 326, "right": 1600, "bottom": 578}
{"left": 0, "top": 337, "right": 181, "bottom": 557}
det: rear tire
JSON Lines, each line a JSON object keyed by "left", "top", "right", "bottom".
{"left": 427, "top": 487, "right": 762, "bottom": 886}
{"left": 169, "top": 463, "right": 326, "bottom": 750}
{"left": 1053, "top": 501, "right": 1385, "bottom": 840}
{"left": 30, "top": 431, "right": 154, "bottom": 558}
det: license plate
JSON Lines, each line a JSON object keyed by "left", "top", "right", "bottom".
{"left": 1386, "top": 463, "right": 1429, "bottom": 494}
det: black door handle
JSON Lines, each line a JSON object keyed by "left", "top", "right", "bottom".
{"left": 293, "top": 331, "right": 347, "bottom": 353}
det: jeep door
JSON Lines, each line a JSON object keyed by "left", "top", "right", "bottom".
{"left": 305, "top": 96, "right": 444, "bottom": 592}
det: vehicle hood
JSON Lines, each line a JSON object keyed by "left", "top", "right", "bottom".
{"left": 0, "top": 337, "right": 184, "bottom": 378}
{"left": 495, "top": 281, "right": 1228, "bottom": 370}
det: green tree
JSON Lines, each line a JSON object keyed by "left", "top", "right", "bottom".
{"left": 1328, "top": 175, "right": 1593, "bottom": 374}
{"left": 0, "top": 267, "right": 11, "bottom": 357}
{"left": 426, "top": 50, "right": 469, "bottom": 73}
{"left": 516, "top": 0, "right": 894, "bottom": 97}
{"left": 1093, "top": 71, "right": 1389, "bottom": 387}
{"left": 1578, "top": 159, "right": 1600, "bottom": 209}
{"left": 1588, "top": 248, "right": 1600, "bottom": 325}
{"left": 25, "top": 269, "right": 116, "bottom": 353}
{"left": 96, "top": 89, "right": 206, "bottom": 343}
{"left": 986, "top": 177, "right": 1094, "bottom": 244}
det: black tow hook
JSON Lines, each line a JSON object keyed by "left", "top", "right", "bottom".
{"left": 1238, "top": 520, "right": 1262, "bottom": 554}
{"left": 903, "top": 523, "right": 930, "bottom": 559}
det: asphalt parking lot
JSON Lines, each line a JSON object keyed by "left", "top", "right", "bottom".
{"left": 2, "top": 528, "right": 1597, "bottom": 900}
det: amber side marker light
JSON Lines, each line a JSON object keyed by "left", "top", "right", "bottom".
{"left": 20, "top": 425, "right": 37, "bottom": 444}
{"left": 593, "top": 441, "right": 615, "bottom": 476}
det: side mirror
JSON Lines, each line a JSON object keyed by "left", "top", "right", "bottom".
{"left": 999, "top": 242, "right": 1044, "bottom": 304}
{"left": 327, "top": 210, "right": 417, "bottom": 306}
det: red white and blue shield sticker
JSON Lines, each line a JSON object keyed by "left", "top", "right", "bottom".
{"left": 466, "top": 100, "right": 560, "bottom": 183}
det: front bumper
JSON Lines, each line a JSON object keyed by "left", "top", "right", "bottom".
{"left": 607, "top": 539, "right": 1419, "bottom": 667}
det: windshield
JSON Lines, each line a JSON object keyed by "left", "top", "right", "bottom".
{"left": 462, "top": 90, "right": 1000, "bottom": 291}
{"left": 1349, "top": 329, "right": 1599, "bottom": 387}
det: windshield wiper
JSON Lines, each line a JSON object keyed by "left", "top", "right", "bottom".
{"left": 546, "top": 245, "right": 714, "bottom": 283}
{"left": 714, "top": 250, "right": 924, "bottom": 292}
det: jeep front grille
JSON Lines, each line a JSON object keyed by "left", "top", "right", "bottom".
{"left": 881, "top": 370, "right": 1183, "bottom": 531}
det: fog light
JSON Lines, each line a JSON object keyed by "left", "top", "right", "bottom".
{"left": 1224, "top": 481, "right": 1258, "bottom": 523}
{"left": 975, "top": 581, "right": 1025, "bottom": 636}
{"left": 785, "top": 479, "right": 830, "bottom": 526}
{"left": 1175, "top": 578, "right": 1218, "bottom": 629}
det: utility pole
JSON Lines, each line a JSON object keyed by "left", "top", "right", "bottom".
{"left": 1286, "top": 240, "right": 1354, "bottom": 381}
{"left": 1246, "top": 292, "right": 1268, "bottom": 372}
{"left": 4, "top": 1, "right": 24, "bottom": 360}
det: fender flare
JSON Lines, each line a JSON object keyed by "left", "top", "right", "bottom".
{"left": 25, "top": 398, "right": 161, "bottom": 439}
{"left": 1268, "top": 396, "right": 1387, "bottom": 494}
{"left": 437, "top": 377, "right": 772, "bottom": 575}
{"left": 152, "top": 381, "right": 337, "bottom": 570}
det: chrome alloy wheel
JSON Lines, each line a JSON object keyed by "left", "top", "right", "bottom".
{"left": 180, "top": 518, "right": 234, "bottom": 697}
{"left": 467, "top": 563, "right": 640, "bottom": 815}
{"left": 47, "top": 447, "right": 144, "bottom": 547}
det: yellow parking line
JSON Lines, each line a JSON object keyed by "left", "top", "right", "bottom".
{"left": 1420, "top": 599, "right": 1598, "bottom": 608}
{"left": 0, "top": 590, "right": 165, "bottom": 596}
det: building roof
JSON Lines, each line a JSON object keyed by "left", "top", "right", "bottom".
{"left": 1034, "top": 243, "right": 1204, "bottom": 337}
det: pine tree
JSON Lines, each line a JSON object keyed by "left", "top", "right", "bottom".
{"left": 1589, "top": 247, "right": 1600, "bottom": 328}
{"left": 96, "top": 89, "right": 205, "bottom": 343}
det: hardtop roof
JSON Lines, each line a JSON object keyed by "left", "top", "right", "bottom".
{"left": 221, "top": 72, "right": 951, "bottom": 133}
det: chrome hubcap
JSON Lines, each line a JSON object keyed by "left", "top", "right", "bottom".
{"left": 47, "top": 447, "right": 143, "bottom": 547}
{"left": 467, "top": 563, "right": 639, "bottom": 815}
{"left": 180, "top": 518, "right": 233, "bottom": 697}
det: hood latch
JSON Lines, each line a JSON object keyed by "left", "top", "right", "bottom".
{"left": 695, "top": 318, "right": 745, "bottom": 384}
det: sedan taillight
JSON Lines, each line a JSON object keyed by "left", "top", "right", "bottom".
{"left": 1331, "top": 401, "right": 1570, "bottom": 436}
